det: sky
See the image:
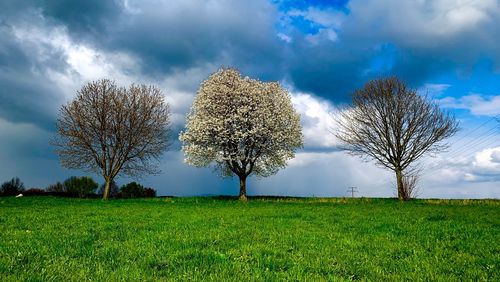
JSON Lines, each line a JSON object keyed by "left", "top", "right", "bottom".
{"left": 0, "top": 0, "right": 499, "bottom": 198}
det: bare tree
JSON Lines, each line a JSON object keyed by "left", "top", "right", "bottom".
{"left": 180, "top": 68, "right": 303, "bottom": 200}
{"left": 335, "top": 77, "right": 458, "bottom": 200}
{"left": 0, "top": 177, "right": 25, "bottom": 196}
{"left": 52, "top": 79, "right": 171, "bottom": 200}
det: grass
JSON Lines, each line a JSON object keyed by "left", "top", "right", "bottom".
{"left": 0, "top": 196, "right": 498, "bottom": 281}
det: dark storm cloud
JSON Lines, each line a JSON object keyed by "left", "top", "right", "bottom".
{"left": 0, "top": 22, "right": 65, "bottom": 129}
{"left": 37, "top": 0, "right": 123, "bottom": 36}
{"left": 104, "top": 0, "right": 287, "bottom": 81}
{"left": 286, "top": 40, "right": 370, "bottom": 99}
{"left": 14, "top": 0, "right": 287, "bottom": 83}
{"left": 0, "top": 0, "right": 124, "bottom": 38}
{"left": 4, "top": 0, "right": 499, "bottom": 104}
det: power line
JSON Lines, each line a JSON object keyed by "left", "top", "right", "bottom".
{"left": 458, "top": 139, "right": 500, "bottom": 160}
{"left": 420, "top": 118, "right": 499, "bottom": 169}
{"left": 445, "top": 126, "right": 500, "bottom": 160}
{"left": 436, "top": 116, "right": 500, "bottom": 159}
{"left": 424, "top": 138, "right": 497, "bottom": 172}
{"left": 448, "top": 115, "right": 499, "bottom": 148}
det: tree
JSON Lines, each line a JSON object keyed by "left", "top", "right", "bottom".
{"left": 0, "top": 177, "right": 25, "bottom": 196}
{"left": 120, "top": 182, "right": 145, "bottom": 198}
{"left": 46, "top": 182, "right": 65, "bottom": 193}
{"left": 335, "top": 77, "right": 458, "bottom": 200}
{"left": 63, "top": 176, "right": 98, "bottom": 198}
{"left": 98, "top": 180, "right": 119, "bottom": 198}
{"left": 119, "top": 182, "right": 156, "bottom": 198}
{"left": 143, "top": 187, "right": 157, "bottom": 198}
{"left": 180, "top": 68, "right": 303, "bottom": 200}
{"left": 53, "top": 79, "right": 171, "bottom": 200}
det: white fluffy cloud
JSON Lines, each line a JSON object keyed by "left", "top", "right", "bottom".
{"left": 285, "top": 7, "right": 345, "bottom": 44}
{"left": 290, "top": 92, "right": 340, "bottom": 149}
{"left": 473, "top": 146, "right": 500, "bottom": 173}
{"left": 420, "top": 145, "right": 500, "bottom": 184}
{"left": 440, "top": 94, "right": 500, "bottom": 116}
{"left": 346, "top": 0, "right": 499, "bottom": 41}
{"left": 419, "top": 83, "right": 451, "bottom": 98}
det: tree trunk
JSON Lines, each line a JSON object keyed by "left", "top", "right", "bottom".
{"left": 396, "top": 169, "right": 405, "bottom": 201}
{"left": 103, "top": 178, "right": 111, "bottom": 200}
{"left": 238, "top": 175, "right": 247, "bottom": 201}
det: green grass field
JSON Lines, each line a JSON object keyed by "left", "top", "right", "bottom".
{"left": 0, "top": 196, "right": 498, "bottom": 281}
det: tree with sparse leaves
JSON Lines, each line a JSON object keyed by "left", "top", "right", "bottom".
{"left": 63, "top": 176, "right": 98, "bottom": 198}
{"left": 52, "top": 79, "right": 171, "bottom": 200}
{"left": 335, "top": 77, "right": 458, "bottom": 200}
{"left": 180, "top": 68, "right": 303, "bottom": 200}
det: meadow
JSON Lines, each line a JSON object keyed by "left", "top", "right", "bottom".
{"left": 0, "top": 196, "right": 498, "bottom": 281}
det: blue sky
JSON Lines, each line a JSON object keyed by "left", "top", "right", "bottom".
{"left": 0, "top": 0, "right": 499, "bottom": 198}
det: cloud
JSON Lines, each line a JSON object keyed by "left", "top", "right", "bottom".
{"left": 0, "top": 8, "right": 144, "bottom": 129}
{"left": 277, "top": 33, "right": 292, "bottom": 43}
{"left": 100, "top": 0, "right": 286, "bottom": 81}
{"left": 290, "top": 92, "right": 339, "bottom": 149}
{"left": 440, "top": 94, "right": 500, "bottom": 116}
{"left": 0, "top": 0, "right": 499, "bottom": 199}
{"left": 491, "top": 151, "right": 500, "bottom": 163}
{"left": 0, "top": 20, "right": 66, "bottom": 129}
{"left": 0, "top": 118, "right": 52, "bottom": 159}
{"left": 473, "top": 146, "right": 500, "bottom": 174}
{"left": 0, "top": 8, "right": 215, "bottom": 132}
{"left": 419, "top": 83, "right": 451, "bottom": 98}
{"left": 420, "top": 145, "right": 500, "bottom": 184}
{"left": 4, "top": 0, "right": 500, "bottom": 105}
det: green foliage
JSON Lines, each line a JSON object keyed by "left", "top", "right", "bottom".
{"left": 119, "top": 182, "right": 156, "bottom": 198}
{"left": 46, "top": 182, "right": 65, "bottom": 193}
{"left": 63, "top": 176, "right": 98, "bottom": 198}
{"left": 120, "top": 182, "right": 145, "bottom": 198}
{"left": 143, "top": 187, "right": 156, "bottom": 198}
{"left": 0, "top": 197, "right": 498, "bottom": 280}
{"left": 0, "top": 177, "right": 25, "bottom": 196}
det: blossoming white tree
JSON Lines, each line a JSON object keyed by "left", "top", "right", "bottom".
{"left": 180, "top": 68, "right": 303, "bottom": 200}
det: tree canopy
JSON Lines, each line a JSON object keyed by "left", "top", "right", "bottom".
{"left": 335, "top": 77, "right": 458, "bottom": 200}
{"left": 53, "top": 79, "right": 171, "bottom": 199}
{"left": 180, "top": 68, "right": 303, "bottom": 200}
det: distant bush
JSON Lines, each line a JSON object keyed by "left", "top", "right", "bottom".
{"left": 63, "top": 176, "right": 98, "bottom": 198}
{"left": 46, "top": 182, "right": 65, "bottom": 193}
{"left": 143, "top": 187, "right": 157, "bottom": 198}
{"left": 119, "top": 182, "right": 157, "bottom": 198}
{"left": 24, "top": 188, "right": 46, "bottom": 196}
{"left": 41, "top": 179, "right": 156, "bottom": 199}
{"left": 120, "top": 182, "right": 145, "bottom": 198}
{"left": 98, "top": 180, "right": 120, "bottom": 198}
{"left": 1, "top": 177, "right": 25, "bottom": 196}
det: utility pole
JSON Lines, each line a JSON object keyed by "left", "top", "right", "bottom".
{"left": 347, "top": 186, "right": 358, "bottom": 198}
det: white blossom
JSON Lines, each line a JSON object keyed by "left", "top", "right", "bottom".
{"left": 180, "top": 68, "right": 303, "bottom": 198}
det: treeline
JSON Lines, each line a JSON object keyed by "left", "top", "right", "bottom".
{"left": 0, "top": 177, "right": 156, "bottom": 199}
